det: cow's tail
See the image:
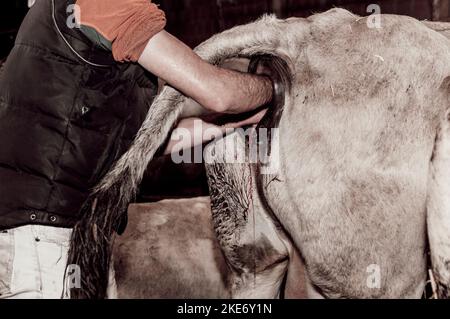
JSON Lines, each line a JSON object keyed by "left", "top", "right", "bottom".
{"left": 66, "top": 15, "right": 293, "bottom": 299}
{"left": 248, "top": 54, "right": 295, "bottom": 299}
{"left": 248, "top": 54, "right": 297, "bottom": 278}
{"left": 427, "top": 107, "right": 450, "bottom": 299}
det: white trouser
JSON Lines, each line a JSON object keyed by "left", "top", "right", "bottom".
{"left": 0, "top": 225, "right": 117, "bottom": 299}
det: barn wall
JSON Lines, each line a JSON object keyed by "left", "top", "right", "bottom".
{"left": 0, "top": 0, "right": 27, "bottom": 58}
{"left": 160, "top": 0, "right": 450, "bottom": 48}
{"left": 1, "top": 1, "right": 450, "bottom": 58}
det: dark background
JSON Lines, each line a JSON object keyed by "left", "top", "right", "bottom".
{"left": 1, "top": 0, "right": 450, "bottom": 200}
{"left": 162, "top": 0, "right": 450, "bottom": 48}
{"left": 2, "top": 0, "right": 450, "bottom": 59}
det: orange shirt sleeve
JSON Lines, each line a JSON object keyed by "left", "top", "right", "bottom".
{"left": 76, "top": 0, "right": 166, "bottom": 62}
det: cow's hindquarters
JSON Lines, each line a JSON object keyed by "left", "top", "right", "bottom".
{"left": 427, "top": 108, "right": 450, "bottom": 298}
{"left": 205, "top": 130, "right": 295, "bottom": 299}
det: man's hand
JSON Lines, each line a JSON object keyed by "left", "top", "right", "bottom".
{"left": 138, "top": 31, "right": 273, "bottom": 114}
{"left": 163, "top": 108, "right": 267, "bottom": 155}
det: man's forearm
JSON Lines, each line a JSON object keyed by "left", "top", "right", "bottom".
{"left": 138, "top": 31, "right": 273, "bottom": 114}
{"left": 164, "top": 109, "right": 267, "bottom": 155}
{"left": 209, "top": 66, "right": 273, "bottom": 113}
{"left": 74, "top": 1, "right": 272, "bottom": 114}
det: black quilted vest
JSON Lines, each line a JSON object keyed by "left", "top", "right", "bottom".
{"left": 0, "top": 0, "right": 157, "bottom": 229}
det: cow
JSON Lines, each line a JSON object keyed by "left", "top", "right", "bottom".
{"left": 73, "top": 8, "right": 450, "bottom": 298}
{"left": 201, "top": 11, "right": 450, "bottom": 298}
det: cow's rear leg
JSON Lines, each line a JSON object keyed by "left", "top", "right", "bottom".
{"left": 304, "top": 275, "right": 326, "bottom": 299}
{"left": 205, "top": 131, "right": 292, "bottom": 298}
{"left": 427, "top": 109, "right": 450, "bottom": 298}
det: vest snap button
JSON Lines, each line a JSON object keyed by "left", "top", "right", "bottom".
{"left": 30, "top": 213, "right": 37, "bottom": 221}
{"left": 81, "top": 106, "right": 90, "bottom": 115}
{"left": 50, "top": 215, "right": 57, "bottom": 222}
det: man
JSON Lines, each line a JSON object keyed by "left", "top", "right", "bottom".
{"left": 0, "top": 0, "right": 273, "bottom": 298}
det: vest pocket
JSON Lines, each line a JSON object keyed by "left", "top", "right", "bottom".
{"left": 0, "top": 230, "right": 15, "bottom": 297}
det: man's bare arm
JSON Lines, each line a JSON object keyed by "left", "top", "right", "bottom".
{"left": 163, "top": 109, "right": 266, "bottom": 155}
{"left": 138, "top": 30, "right": 273, "bottom": 114}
